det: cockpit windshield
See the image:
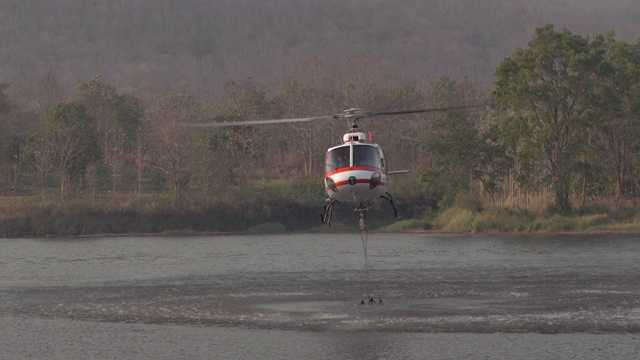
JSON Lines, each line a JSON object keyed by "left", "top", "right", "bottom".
{"left": 326, "top": 147, "right": 350, "bottom": 171}
{"left": 326, "top": 145, "right": 381, "bottom": 172}
{"left": 353, "top": 145, "right": 380, "bottom": 167}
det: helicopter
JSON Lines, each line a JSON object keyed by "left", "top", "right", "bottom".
{"left": 189, "top": 104, "right": 481, "bottom": 227}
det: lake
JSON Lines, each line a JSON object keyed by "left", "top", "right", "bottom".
{"left": 1, "top": 233, "right": 639, "bottom": 359}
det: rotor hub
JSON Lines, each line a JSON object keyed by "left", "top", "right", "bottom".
{"left": 336, "top": 108, "right": 367, "bottom": 129}
{"left": 340, "top": 108, "right": 366, "bottom": 119}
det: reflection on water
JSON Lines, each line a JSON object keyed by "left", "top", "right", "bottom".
{"left": 2, "top": 233, "right": 640, "bottom": 359}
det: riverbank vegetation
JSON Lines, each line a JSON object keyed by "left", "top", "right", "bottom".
{"left": 3, "top": 181, "right": 640, "bottom": 237}
{"left": 2, "top": 25, "right": 640, "bottom": 237}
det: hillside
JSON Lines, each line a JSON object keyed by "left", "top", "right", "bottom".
{"left": 1, "top": 0, "right": 639, "bottom": 100}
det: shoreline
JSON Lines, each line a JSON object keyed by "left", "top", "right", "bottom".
{"left": 4, "top": 194, "right": 640, "bottom": 238}
{"left": 5, "top": 227, "right": 640, "bottom": 239}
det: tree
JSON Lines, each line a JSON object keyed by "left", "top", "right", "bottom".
{"left": 494, "top": 25, "right": 608, "bottom": 213}
{"left": 592, "top": 36, "right": 640, "bottom": 200}
{"left": 145, "top": 92, "right": 200, "bottom": 197}
{"left": 25, "top": 101, "right": 101, "bottom": 199}
{"left": 1, "top": 83, "right": 41, "bottom": 193}
{"left": 211, "top": 80, "right": 272, "bottom": 183}
{"left": 77, "top": 76, "right": 142, "bottom": 191}
{"left": 0, "top": 84, "right": 11, "bottom": 191}
{"left": 423, "top": 78, "right": 508, "bottom": 207}
{"left": 107, "top": 94, "right": 143, "bottom": 191}
{"left": 191, "top": 126, "right": 244, "bottom": 190}
{"left": 76, "top": 75, "right": 118, "bottom": 188}
{"left": 270, "top": 69, "right": 334, "bottom": 177}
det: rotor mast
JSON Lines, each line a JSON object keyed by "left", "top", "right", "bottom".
{"left": 340, "top": 108, "right": 368, "bottom": 142}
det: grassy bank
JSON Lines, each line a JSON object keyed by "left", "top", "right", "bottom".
{"left": 0, "top": 193, "right": 319, "bottom": 237}
{"left": 3, "top": 183, "right": 640, "bottom": 237}
{"left": 381, "top": 201, "right": 640, "bottom": 234}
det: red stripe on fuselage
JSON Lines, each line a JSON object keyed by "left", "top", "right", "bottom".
{"left": 324, "top": 166, "right": 382, "bottom": 178}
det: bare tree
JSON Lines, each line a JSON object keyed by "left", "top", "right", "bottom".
{"left": 145, "top": 92, "right": 200, "bottom": 197}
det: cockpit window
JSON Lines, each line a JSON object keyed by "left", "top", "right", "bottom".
{"left": 326, "top": 145, "right": 380, "bottom": 172}
{"left": 326, "top": 148, "right": 350, "bottom": 171}
{"left": 353, "top": 145, "right": 380, "bottom": 168}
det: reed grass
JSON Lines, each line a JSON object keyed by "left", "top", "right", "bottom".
{"left": 4, "top": 182, "right": 640, "bottom": 237}
{"left": 0, "top": 182, "right": 324, "bottom": 237}
{"left": 430, "top": 203, "right": 640, "bottom": 234}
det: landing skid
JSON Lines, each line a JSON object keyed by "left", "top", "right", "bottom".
{"left": 321, "top": 193, "right": 400, "bottom": 225}
{"left": 381, "top": 192, "right": 400, "bottom": 219}
{"left": 320, "top": 199, "right": 338, "bottom": 225}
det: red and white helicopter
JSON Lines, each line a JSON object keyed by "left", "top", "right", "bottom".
{"left": 192, "top": 105, "right": 479, "bottom": 227}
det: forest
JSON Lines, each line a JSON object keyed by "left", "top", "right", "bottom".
{"left": 2, "top": 1, "right": 640, "bottom": 236}
{"left": 1, "top": 0, "right": 640, "bottom": 99}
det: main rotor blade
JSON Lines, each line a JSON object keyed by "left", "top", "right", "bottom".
{"left": 185, "top": 115, "right": 335, "bottom": 127}
{"left": 366, "top": 104, "right": 484, "bottom": 117}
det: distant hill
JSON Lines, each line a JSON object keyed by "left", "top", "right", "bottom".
{"left": 1, "top": 0, "right": 639, "bottom": 100}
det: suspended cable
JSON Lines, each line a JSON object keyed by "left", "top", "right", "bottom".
{"left": 359, "top": 213, "right": 370, "bottom": 292}
{"left": 357, "top": 211, "right": 383, "bottom": 305}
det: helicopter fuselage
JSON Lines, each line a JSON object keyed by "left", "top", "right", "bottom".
{"left": 323, "top": 133, "right": 388, "bottom": 203}
{"left": 324, "top": 165, "right": 388, "bottom": 202}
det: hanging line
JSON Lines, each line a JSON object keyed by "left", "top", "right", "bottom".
{"left": 359, "top": 213, "right": 370, "bottom": 284}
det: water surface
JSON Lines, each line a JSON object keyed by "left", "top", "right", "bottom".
{"left": 2, "top": 233, "right": 639, "bottom": 359}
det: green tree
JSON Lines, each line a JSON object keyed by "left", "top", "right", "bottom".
{"left": 423, "top": 78, "right": 508, "bottom": 207}
{"left": 77, "top": 76, "right": 142, "bottom": 191}
{"left": 494, "top": 25, "right": 608, "bottom": 213}
{"left": 191, "top": 126, "right": 244, "bottom": 190}
{"left": 77, "top": 76, "right": 117, "bottom": 146}
{"left": 0, "top": 84, "right": 11, "bottom": 191}
{"left": 592, "top": 36, "right": 640, "bottom": 200}
{"left": 108, "top": 94, "right": 143, "bottom": 191}
{"left": 25, "top": 101, "right": 101, "bottom": 199}
{"left": 1, "top": 84, "right": 41, "bottom": 193}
